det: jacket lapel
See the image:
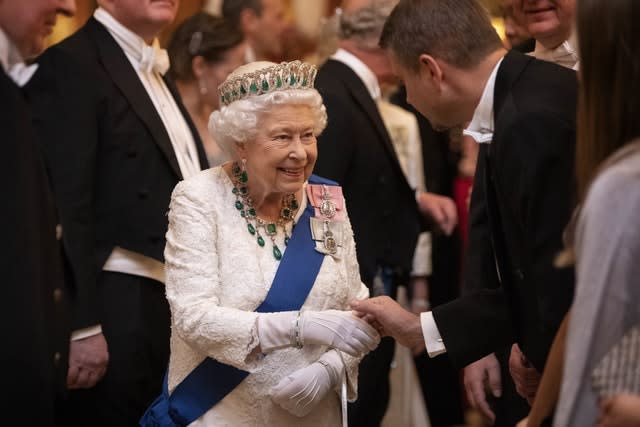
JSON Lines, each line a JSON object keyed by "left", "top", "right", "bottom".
{"left": 85, "top": 18, "right": 183, "bottom": 179}
{"left": 491, "top": 51, "right": 531, "bottom": 159}
{"left": 163, "top": 75, "right": 209, "bottom": 169}
{"left": 493, "top": 51, "right": 531, "bottom": 127}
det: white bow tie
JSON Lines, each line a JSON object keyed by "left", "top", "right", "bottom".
{"left": 139, "top": 44, "right": 169, "bottom": 75}
{"left": 536, "top": 41, "right": 579, "bottom": 69}
{"left": 8, "top": 62, "right": 38, "bottom": 87}
{"left": 463, "top": 128, "right": 493, "bottom": 144}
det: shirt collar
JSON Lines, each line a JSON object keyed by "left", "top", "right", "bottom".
{"left": 94, "top": 7, "right": 169, "bottom": 74}
{"left": 0, "top": 27, "right": 39, "bottom": 87}
{"left": 532, "top": 32, "right": 579, "bottom": 70}
{"left": 0, "top": 27, "right": 24, "bottom": 73}
{"left": 464, "top": 57, "right": 504, "bottom": 144}
{"left": 331, "top": 48, "right": 381, "bottom": 102}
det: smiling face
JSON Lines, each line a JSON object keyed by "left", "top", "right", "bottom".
{"left": 0, "top": 0, "right": 76, "bottom": 58}
{"left": 237, "top": 103, "right": 318, "bottom": 204}
{"left": 502, "top": 0, "right": 531, "bottom": 48}
{"left": 516, "top": 0, "right": 574, "bottom": 48}
{"left": 99, "top": 0, "right": 178, "bottom": 42}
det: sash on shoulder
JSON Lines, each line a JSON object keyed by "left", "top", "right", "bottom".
{"left": 140, "top": 175, "right": 338, "bottom": 427}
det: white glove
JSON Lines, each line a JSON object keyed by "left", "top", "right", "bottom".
{"left": 271, "top": 350, "right": 343, "bottom": 417}
{"left": 257, "top": 309, "right": 380, "bottom": 357}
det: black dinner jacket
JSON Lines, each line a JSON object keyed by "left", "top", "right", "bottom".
{"left": 433, "top": 50, "right": 577, "bottom": 371}
{"left": 25, "top": 17, "right": 208, "bottom": 331}
{"left": 313, "top": 59, "right": 422, "bottom": 286}
{"left": 1, "top": 66, "right": 68, "bottom": 426}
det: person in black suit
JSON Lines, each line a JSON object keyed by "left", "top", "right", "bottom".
{"left": 462, "top": 0, "right": 577, "bottom": 423}
{"left": 352, "top": 0, "right": 576, "bottom": 421}
{"left": 390, "top": 85, "right": 466, "bottom": 427}
{"left": 0, "top": 0, "right": 76, "bottom": 425}
{"left": 25, "top": 1, "right": 208, "bottom": 425}
{"left": 314, "top": 1, "right": 457, "bottom": 425}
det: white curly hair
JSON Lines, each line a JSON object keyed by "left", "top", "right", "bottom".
{"left": 208, "top": 61, "right": 328, "bottom": 159}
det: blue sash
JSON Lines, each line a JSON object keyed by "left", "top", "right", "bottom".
{"left": 141, "top": 175, "right": 337, "bottom": 427}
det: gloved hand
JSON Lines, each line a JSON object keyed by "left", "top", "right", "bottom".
{"left": 257, "top": 309, "right": 380, "bottom": 357}
{"left": 271, "top": 350, "right": 343, "bottom": 417}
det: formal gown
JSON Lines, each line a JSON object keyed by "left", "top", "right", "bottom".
{"left": 164, "top": 166, "right": 369, "bottom": 426}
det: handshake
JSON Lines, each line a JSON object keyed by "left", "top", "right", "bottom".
{"left": 258, "top": 298, "right": 426, "bottom": 417}
{"left": 258, "top": 308, "right": 381, "bottom": 357}
{"left": 258, "top": 308, "right": 381, "bottom": 417}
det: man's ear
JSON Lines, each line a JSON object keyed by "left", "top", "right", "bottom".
{"left": 418, "top": 54, "right": 444, "bottom": 87}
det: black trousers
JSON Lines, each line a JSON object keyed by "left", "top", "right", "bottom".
{"left": 348, "top": 336, "right": 396, "bottom": 427}
{"left": 60, "top": 272, "right": 170, "bottom": 427}
{"left": 492, "top": 346, "right": 530, "bottom": 427}
{"left": 413, "top": 352, "right": 465, "bottom": 427}
{"left": 414, "top": 233, "right": 465, "bottom": 427}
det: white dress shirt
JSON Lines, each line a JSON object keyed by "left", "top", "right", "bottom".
{"left": 0, "top": 27, "right": 38, "bottom": 86}
{"left": 531, "top": 32, "right": 579, "bottom": 70}
{"left": 92, "top": 8, "right": 201, "bottom": 301}
{"left": 94, "top": 7, "right": 201, "bottom": 180}
{"left": 331, "top": 48, "right": 381, "bottom": 102}
{"left": 462, "top": 57, "right": 503, "bottom": 144}
{"left": 421, "top": 57, "right": 504, "bottom": 357}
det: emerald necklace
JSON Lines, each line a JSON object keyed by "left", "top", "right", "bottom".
{"left": 231, "top": 162, "right": 299, "bottom": 261}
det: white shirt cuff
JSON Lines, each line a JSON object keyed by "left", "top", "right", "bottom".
{"left": 71, "top": 325, "right": 103, "bottom": 341}
{"left": 420, "top": 311, "right": 447, "bottom": 358}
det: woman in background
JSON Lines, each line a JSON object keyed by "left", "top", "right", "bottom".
{"left": 168, "top": 12, "right": 246, "bottom": 166}
{"left": 517, "top": 0, "right": 640, "bottom": 425}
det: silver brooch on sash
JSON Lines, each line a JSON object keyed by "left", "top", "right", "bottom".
{"left": 308, "top": 183, "right": 343, "bottom": 257}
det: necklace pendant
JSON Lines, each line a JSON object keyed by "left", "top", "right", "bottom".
{"left": 231, "top": 169, "right": 296, "bottom": 262}
{"left": 272, "top": 244, "right": 282, "bottom": 260}
{"left": 266, "top": 223, "right": 277, "bottom": 235}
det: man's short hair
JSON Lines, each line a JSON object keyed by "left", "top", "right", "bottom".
{"left": 339, "top": 0, "right": 397, "bottom": 48}
{"left": 380, "top": 0, "right": 503, "bottom": 71}
{"left": 222, "top": 0, "right": 263, "bottom": 28}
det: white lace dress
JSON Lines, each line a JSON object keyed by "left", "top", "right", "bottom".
{"left": 164, "top": 166, "right": 369, "bottom": 427}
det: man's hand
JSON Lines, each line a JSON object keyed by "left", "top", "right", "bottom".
{"left": 598, "top": 393, "right": 640, "bottom": 427}
{"left": 350, "top": 296, "right": 425, "bottom": 354}
{"left": 463, "top": 353, "right": 502, "bottom": 424}
{"left": 509, "top": 343, "right": 541, "bottom": 404}
{"left": 516, "top": 416, "right": 529, "bottom": 427}
{"left": 67, "top": 333, "right": 109, "bottom": 389}
{"left": 417, "top": 191, "right": 458, "bottom": 236}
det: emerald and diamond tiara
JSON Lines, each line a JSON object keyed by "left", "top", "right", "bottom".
{"left": 217, "top": 60, "right": 318, "bottom": 107}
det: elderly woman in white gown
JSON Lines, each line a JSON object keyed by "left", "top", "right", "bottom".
{"left": 141, "top": 60, "right": 380, "bottom": 427}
